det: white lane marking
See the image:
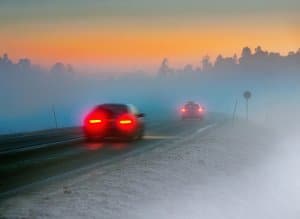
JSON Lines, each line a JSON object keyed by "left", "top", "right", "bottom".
{"left": 197, "top": 123, "right": 217, "bottom": 133}
{"left": 145, "top": 123, "right": 216, "bottom": 141}
{"left": 144, "top": 135, "right": 180, "bottom": 140}
{"left": 172, "top": 123, "right": 217, "bottom": 143}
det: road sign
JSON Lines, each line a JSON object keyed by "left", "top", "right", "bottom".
{"left": 243, "top": 91, "right": 251, "bottom": 100}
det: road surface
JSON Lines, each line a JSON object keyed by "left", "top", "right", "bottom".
{"left": 0, "top": 114, "right": 222, "bottom": 197}
{"left": 1, "top": 114, "right": 299, "bottom": 219}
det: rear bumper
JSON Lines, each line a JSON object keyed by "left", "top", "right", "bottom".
{"left": 83, "top": 126, "right": 138, "bottom": 139}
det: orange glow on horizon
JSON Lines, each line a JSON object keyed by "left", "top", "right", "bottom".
{"left": 1, "top": 21, "right": 299, "bottom": 71}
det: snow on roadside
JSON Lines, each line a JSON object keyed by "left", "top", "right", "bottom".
{"left": 1, "top": 122, "right": 299, "bottom": 219}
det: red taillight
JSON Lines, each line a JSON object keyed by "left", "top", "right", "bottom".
{"left": 119, "top": 119, "right": 133, "bottom": 125}
{"left": 84, "top": 110, "right": 107, "bottom": 128}
{"left": 83, "top": 110, "right": 109, "bottom": 137}
{"left": 89, "top": 119, "right": 102, "bottom": 124}
{"left": 117, "top": 114, "right": 136, "bottom": 133}
{"left": 198, "top": 108, "right": 203, "bottom": 112}
{"left": 181, "top": 108, "right": 186, "bottom": 112}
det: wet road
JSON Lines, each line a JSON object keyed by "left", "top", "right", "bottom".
{"left": 0, "top": 115, "right": 223, "bottom": 198}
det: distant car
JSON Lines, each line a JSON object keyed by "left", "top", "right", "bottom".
{"left": 83, "top": 103, "right": 145, "bottom": 141}
{"left": 180, "top": 101, "right": 205, "bottom": 120}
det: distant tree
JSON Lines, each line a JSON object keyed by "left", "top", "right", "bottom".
{"left": 18, "top": 58, "right": 31, "bottom": 71}
{"left": 269, "top": 52, "right": 280, "bottom": 58}
{"left": 0, "top": 53, "right": 12, "bottom": 65}
{"left": 158, "top": 58, "right": 173, "bottom": 76}
{"left": 241, "top": 47, "right": 252, "bottom": 58}
{"left": 214, "top": 54, "right": 237, "bottom": 72}
{"left": 285, "top": 49, "right": 300, "bottom": 72}
{"left": 254, "top": 46, "right": 263, "bottom": 55}
{"left": 3, "top": 54, "right": 10, "bottom": 63}
{"left": 215, "top": 55, "right": 223, "bottom": 65}
{"left": 183, "top": 64, "right": 193, "bottom": 73}
{"left": 51, "top": 62, "right": 66, "bottom": 74}
{"left": 239, "top": 47, "right": 253, "bottom": 71}
{"left": 0, "top": 53, "right": 14, "bottom": 74}
{"left": 254, "top": 46, "right": 268, "bottom": 58}
{"left": 201, "top": 56, "right": 213, "bottom": 72}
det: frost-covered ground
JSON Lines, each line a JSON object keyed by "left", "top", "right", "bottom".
{"left": 1, "top": 122, "right": 300, "bottom": 219}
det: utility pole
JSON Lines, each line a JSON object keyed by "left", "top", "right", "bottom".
{"left": 232, "top": 99, "right": 238, "bottom": 126}
{"left": 243, "top": 91, "right": 251, "bottom": 121}
{"left": 52, "top": 104, "right": 58, "bottom": 129}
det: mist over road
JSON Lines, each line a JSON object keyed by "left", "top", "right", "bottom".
{"left": 2, "top": 114, "right": 298, "bottom": 219}
{"left": 0, "top": 114, "right": 220, "bottom": 198}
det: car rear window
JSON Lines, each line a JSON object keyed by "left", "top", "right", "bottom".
{"left": 95, "top": 104, "right": 128, "bottom": 116}
{"left": 185, "top": 103, "right": 199, "bottom": 109}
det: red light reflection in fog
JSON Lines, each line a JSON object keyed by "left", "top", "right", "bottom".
{"left": 109, "top": 142, "right": 130, "bottom": 151}
{"left": 85, "top": 142, "right": 105, "bottom": 151}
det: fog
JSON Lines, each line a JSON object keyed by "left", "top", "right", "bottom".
{"left": 130, "top": 114, "right": 300, "bottom": 219}
{"left": 0, "top": 47, "right": 299, "bottom": 134}
{"left": 0, "top": 76, "right": 272, "bottom": 133}
{"left": 2, "top": 109, "right": 300, "bottom": 218}
{"left": 1, "top": 47, "right": 300, "bottom": 218}
{"left": 135, "top": 132, "right": 300, "bottom": 219}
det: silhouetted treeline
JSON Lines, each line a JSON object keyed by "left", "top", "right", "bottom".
{"left": 1, "top": 46, "right": 300, "bottom": 80}
{"left": 0, "top": 53, "right": 74, "bottom": 78}
{"left": 157, "top": 46, "right": 300, "bottom": 77}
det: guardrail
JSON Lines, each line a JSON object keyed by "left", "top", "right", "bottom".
{"left": 0, "top": 127, "right": 83, "bottom": 155}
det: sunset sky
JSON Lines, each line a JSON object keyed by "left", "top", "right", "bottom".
{"left": 0, "top": 0, "right": 299, "bottom": 72}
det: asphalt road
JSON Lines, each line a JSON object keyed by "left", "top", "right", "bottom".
{"left": 0, "top": 114, "right": 223, "bottom": 199}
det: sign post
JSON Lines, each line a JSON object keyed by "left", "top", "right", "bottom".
{"left": 243, "top": 91, "right": 251, "bottom": 121}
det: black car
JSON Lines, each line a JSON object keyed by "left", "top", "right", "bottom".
{"left": 180, "top": 101, "right": 205, "bottom": 120}
{"left": 83, "top": 103, "right": 145, "bottom": 141}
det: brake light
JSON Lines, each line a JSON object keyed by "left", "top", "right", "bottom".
{"left": 117, "top": 114, "right": 136, "bottom": 133}
{"left": 119, "top": 119, "right": 132, "bottom": 125}
{"left": 84, "top": 110, "right": 107, "bottom": 127}
{"left": 89, "top": 119, "right": 102, "bottom": 124}
{"left": 198, "top": 108, "right": 203, "bottom": 112}
{"left": 181, "top": 108, "right": 186, "bottom": 112}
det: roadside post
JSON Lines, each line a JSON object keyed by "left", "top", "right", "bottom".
{"left": 52, "top": 104, "right": 58, "bottom": 129}
{"left": 232, "top": 99, "right": 238, "bottom": 126}
{"left": 243, "top": 91, "right": 251, "bottom": 121}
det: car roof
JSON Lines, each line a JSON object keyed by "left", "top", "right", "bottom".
{"left": 185, "top": 101, "right": 197, "bottom": 105}
{"left": 93, "top": 104, "right": 129, "bottom": 114}
{"left": 98, "top": 103, "right": 128, "bottom": 108}
{"left": 94, "top": 104, "right": 140, "bottom": 113}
